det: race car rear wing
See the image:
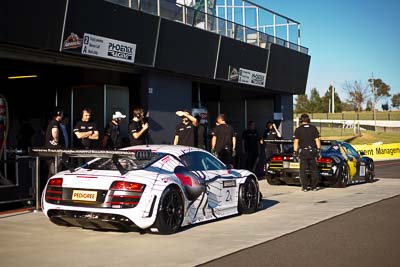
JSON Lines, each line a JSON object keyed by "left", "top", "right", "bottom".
{"left": 263, "top": 139, "right": 337, "bottom": 145}
{"left": 263, "top": 139, "right": 293, "bottom": 144}
{"left": 29, "top": 148, "right": 154, "bottom": 175}
{"left": 29, "top": 148, "right": 152, "bottom": 159}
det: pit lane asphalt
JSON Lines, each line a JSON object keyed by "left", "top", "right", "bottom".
{"left": 0, "top": 161, "right": 399, "bottom": 267}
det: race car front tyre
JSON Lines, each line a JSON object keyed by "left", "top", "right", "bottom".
{"left": 152, "top": 186, "right": 184, "bottom": 235}
{"left": 238, "top": 177, "right": 259, "bottom": 214}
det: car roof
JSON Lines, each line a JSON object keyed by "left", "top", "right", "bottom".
{"left": 121, "top": 145, "right": 204, "bottom": 158}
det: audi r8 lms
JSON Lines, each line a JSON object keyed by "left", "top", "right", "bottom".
{"left": 32, "top": 145, "right": 261, "bottom": 234}
{"left": 265, "top": 140, "right": 375, "bottom": 187}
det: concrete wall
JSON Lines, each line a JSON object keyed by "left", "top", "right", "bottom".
{"left": 146, "top": 72, "right": 192, "bottom": 144}
{"left": 281, "top": 95, "right": 294, "bottom": 139}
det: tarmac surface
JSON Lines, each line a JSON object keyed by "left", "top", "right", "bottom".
{"left": 1, "top": 167, "right": 400, "bottom": 267}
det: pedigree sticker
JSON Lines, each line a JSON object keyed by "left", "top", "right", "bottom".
{"left": 353, "top": 143, "right": 400, "bottom": 161}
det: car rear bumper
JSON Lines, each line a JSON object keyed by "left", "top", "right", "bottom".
{"left": 47, "top": 209, "right": 141, "bottom": 232}
{"left": 267, "top": 169, "right": 339, "bottom": 186}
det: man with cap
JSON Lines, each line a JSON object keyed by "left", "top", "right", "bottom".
{"left": 45, "top": 106, "right": 65, "bottom": 178}
{"left": 102, "top": 111, "right": 126, "bottom": 150}
{"left": 173, "top": 110, "right": 198, "bottom": 147}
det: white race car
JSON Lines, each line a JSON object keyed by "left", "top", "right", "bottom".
{"left": 34, "top": 145, "right": 261, "bottom": 234}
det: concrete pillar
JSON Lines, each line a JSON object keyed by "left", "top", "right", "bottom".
{"left": 145, "top": 72, "right": 192, "bottom": 144}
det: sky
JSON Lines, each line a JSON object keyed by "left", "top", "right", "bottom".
{"left": 246, "top": 0, "right": 400, "bottom": 109}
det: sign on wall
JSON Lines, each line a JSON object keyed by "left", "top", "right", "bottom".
{"left": 238, "top": 68, "right": 267, "bottom": 87}
{"left": 81, "top": 33, "right": 136, "bottom": 64}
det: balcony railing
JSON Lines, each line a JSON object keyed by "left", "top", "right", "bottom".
{"left": 105, "top": 0, "right": 308, "bottom": 54}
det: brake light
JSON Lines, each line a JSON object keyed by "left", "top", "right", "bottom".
{"left": 46, "top": 178, "right": 63, "bottom": 204}
{"left": 270, "top": 155, "right": 283, "bottom": 161}
{"left": 48, "top": 178, "right": 63, "bottom": 186}
{"left": 317, "top": 157, "right": 332, "bottom": 163}
{"left": 110, "top": 181, "right": 145, "bottom": 192}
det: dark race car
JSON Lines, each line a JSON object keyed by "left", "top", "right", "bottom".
{"left": 264, "top": 140, "right": 375, "bottom": 187}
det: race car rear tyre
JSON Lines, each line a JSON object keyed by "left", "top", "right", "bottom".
{"left": 365, "top": 162, "right": 374, "bottom": 183}
{"left": 152, "top": 186, "right": 184, "bottom": 235}
{"left": 335, "top": 164, "right": 349, "bottom": 188}
{"left": 238, "top": 177, "right": 259, "bottom": 214}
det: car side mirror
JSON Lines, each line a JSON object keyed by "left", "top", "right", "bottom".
{"left": 359, "top": 151, "right": 365, "bottom": 156}
{"left": 226, "top": 164, "right": 233, "bottom": 170}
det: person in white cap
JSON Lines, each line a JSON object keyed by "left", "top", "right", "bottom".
{"left": 102, "top": 110, "right": 126, "bottom": 150}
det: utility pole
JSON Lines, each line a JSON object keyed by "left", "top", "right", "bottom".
{"left": 371, "top": 72, "right": 376, "bottom": 133}
{"left": 331, "top": 82, "right": 335, "bottom": 113}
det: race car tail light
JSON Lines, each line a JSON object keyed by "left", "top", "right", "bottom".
{"left": 110, "top": 181, "right": 145, "bottom": 192}
{"left": 317, "top": 157, "right": 332, "bottom": 164}
{"left": 270, "top": 155, "right": 283, "bottom": 162}
{"left": 45, "top": 178, "right": 63, "bottom": 204}
{"left": 107, "top": 181, "right": 146, "bottom": 208}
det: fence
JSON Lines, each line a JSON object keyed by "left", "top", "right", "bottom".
{"left": 294, "top": 111, "right": 400, "bottom": 121}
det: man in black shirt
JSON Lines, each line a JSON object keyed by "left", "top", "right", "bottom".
{"left": 129, "top": 108, "right": 149, "bottom": 146}
{"left": 102, "top": 111, "right": 126, "bottom": 150}
{"left": 293, "top": 113, "right": 321, "bottom": 192}
{"left": 194, "top": 114, "right": 206, "bottom": 150}
{"left": 73, "top": 108, "right": 99, "bottom": 149}
{"left": 261, "top": 121, "right": 281, "bottom": 161}
{"left": 45, "top": 107, "right": 65, "bottom": 178}
{"left": 173, "top": 110, "right": 198, "bottom": 147}
{"left": 211, "top": 114, "right": 236, "bottom": 165}
{"left": 241, "top": 121, "right": 259, "bottom": 171}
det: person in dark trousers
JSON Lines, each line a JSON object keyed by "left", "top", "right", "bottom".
{"left": 211, "top": 114, "right": 236, "bottom": 165}
{"left": 293, "top": 113, "right": 321, "bottom": 192}
{"left": 128, "top": 107, "right": 149, "bottom": 146}
{"left": 173, "top": 110, "right": 198, "bottom": 147}
{"left": 261, "top": 121, "right": 281, "bottom": 161}
{"left": 60, "top": 114, "right": 70, "bottom": 148}
{"left": 241, "top": 121, "right": 259, "bottom": 171}
{"left": 45, "top": 107, "right": 65, "bottom": 178}
{"left": 73, "top": 108, "right": 99, "bottom": 149}
{"left": 194, "top": 114, "right": 206, "bottom": 150}
{"left": 102, "top": 111, "right": 126, "bottom": 150}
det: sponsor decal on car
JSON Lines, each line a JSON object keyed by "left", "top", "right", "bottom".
{"left": 223, "top": 180, "right": 236, "bottom": 188}
{"left": 72, "top": 190, "right": 97, "bottom": 202}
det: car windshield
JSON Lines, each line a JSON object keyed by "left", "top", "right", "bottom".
{"left": 84, "top": 153, "right": 164, "bottom": 171}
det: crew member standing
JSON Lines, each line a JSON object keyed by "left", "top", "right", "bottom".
{"left": 173, "top": 110, "right": 198, "bottom": 147}
{"left": 261, "top": 121, "right": 281, "bottom": 161}
{"left": 129, "top": 108, "right": 149, "bottom": 146}
{"left": 293, "top": 113, "right": 321, "bottom": 192}
{"left": 45, "top": 107, "right": 65, "bottom": 178}
{"left": 102, "top": 111, "right": 126, "bottom": 150}
{"left": 241, "top": 121, "right": 259, "bottom": 171}
{"left": 73, "top": 108, "right": 99, "bottom": 149}
{"left": 211, "top": 114, "right": 236, "bottom": 165}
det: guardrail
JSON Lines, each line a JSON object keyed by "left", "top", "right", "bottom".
{"left": 106, "top": 0, "right": 309, "bottom": 54}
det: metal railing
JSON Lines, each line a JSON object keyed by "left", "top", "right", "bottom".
{"left": 105, "top": 0, "right": 309, "bottom": 54}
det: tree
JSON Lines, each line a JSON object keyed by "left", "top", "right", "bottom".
{"left": 343, "top": 81, "right": 370, "bottom": 112}
{"left": 392, "top": 93, "right": 400, "bottom": 109}
{"left": 308, "top": 88, "right": 322, "bottom": 113}
{"left": 365, "top": 100, "right": 373, "bottom": 111}
{"left": 381, "top": 102, "right": 389, "bottom": 111}
{"left": 321, "top": 85, "right": 342, "bottom": 113}
{"left": 368, "top": 78, "right": 391, "bottom": 108}
{"left": 342, "top": 101, "right": 357, "bottom": 112}
{"left": 294, "top": 94, "right": 310, "bottom": 114}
